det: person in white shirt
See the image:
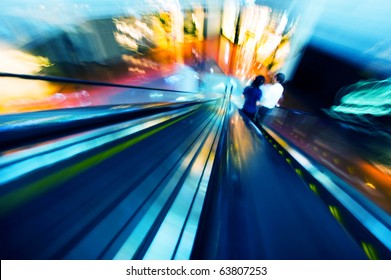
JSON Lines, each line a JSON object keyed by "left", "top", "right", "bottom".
{"left": 255, "top": 73, "right": 285, "bottom": 124}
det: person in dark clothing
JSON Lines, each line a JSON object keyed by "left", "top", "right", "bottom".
{"left": 242, "top": 75, "right": 265, "bottom": 120}
{"left": 255, "top": 72, "right": 285, "bottom": 124}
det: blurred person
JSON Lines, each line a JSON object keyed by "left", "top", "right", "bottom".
{"left": 255, "top": 73, "right": 285, "bottom": 124}
{"left": 241, "top": 75, "right": 265, "bottom": 120}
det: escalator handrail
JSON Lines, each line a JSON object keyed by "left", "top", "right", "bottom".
{"left": 0, "top": 99, "right": 220, "bottom": 150}
{"left": 0, "top": 72, "right": 198, "bottom": 94}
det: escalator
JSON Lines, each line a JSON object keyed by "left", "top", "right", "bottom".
{"left": 192, "top": 104, "right": 369, "bottom": 259}
{"left": 1, "top": 85, "right": 390, "bottom": 260}
{"left": 0, "top": 89, "right": 228, "bottom": 259}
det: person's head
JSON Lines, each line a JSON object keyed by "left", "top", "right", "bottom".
{"left": 274, "top": 73, "right": 285, "bottom": 83}
{"left": 252, "top": 75, "right": 265, "bottom": 88}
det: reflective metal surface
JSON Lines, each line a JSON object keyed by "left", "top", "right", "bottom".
{"left": 0, "top": 97, "right": 229, "bottom": 260}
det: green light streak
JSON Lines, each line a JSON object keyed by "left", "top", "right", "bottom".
{"left": 309, "top": 183, "right": 319, "bottom": 195}
{"left": 328, "top": 205, "right": 343, "bottom": 224}
{"left": 0, "top": 112, "right": 193, "bottom": 216}
{"left": 361, "top": 241, "right": 378, "bottom": 260}
{"left": 331, "top": 78, "right": 391, "bottom": 116}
